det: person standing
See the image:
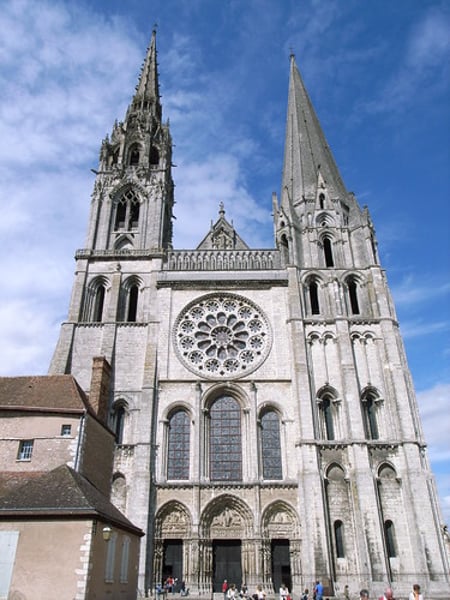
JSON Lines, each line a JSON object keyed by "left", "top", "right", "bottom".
{"left": 315, "top": 581, "right": 324, "bottom": 600}
{"left": 222, "top": 580, "right": 229, "bottom": 600}
{"left": 280, "top": 584, "right": 289, "bottom": 600}
{"left": 408, "top": 584, "right": 423, "bottom": 600}
{"left": 360, "top": 590, "right": 369, "bottom": 600}
{"left": 379, "top": 588, "right": 394, "bottom": 600}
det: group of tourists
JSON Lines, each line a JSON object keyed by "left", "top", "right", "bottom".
{"left": 180, "top": 580, "right": 425, "bottom": 600}
{"left": 222, "top": 580, "right": 266, "bottom": 600}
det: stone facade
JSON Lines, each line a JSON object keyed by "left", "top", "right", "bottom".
{"left": 49, "top": 31, "right": 449, "bottom": 598}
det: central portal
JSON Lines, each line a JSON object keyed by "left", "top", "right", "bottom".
{"left": 212, "top": 540, "right": 242, "bottom": 592}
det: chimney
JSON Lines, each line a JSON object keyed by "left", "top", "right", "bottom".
{"left": 89, "top": 356, "right": 111, "bottom": 424}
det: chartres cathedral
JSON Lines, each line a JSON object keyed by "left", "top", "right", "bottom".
{"left": 49, "top": 31, "right": 449, "bottom": 597}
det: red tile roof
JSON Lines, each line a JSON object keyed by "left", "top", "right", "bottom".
{"left": 0, "top": 375, "right": 89, "bottom": 413}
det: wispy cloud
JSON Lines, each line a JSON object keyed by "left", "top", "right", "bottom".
{"left": 362, "top": 7, "right": 450, "bottom": 114}
{"left": 391, "top": 276, "right": 450, "bottom": 307}
{"left": 400, "top": 320, "right": 449, "bottom": 340}
{"left": 417, "top": 382, "right": 450, "bottom": 523}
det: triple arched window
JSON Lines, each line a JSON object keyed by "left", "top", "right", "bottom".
{"left": 165, "top": 395, "right": 285, "bottom": 482}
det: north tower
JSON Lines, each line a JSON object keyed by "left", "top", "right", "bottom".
{"left": 50, "top": 32, "right": 449, "bottom": 598}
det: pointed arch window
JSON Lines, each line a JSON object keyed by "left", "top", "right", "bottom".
{"left": 318, "top": 394, "right": 335, "bottom": 440}
{"left": 114, "top": 189, "right": 140, "bottom": 231}
{"left": 309, "top": 280, "right": 320, "bottom": 314}
{"left": 319, "top": 193, "right": 325, "bottom": 210}
{"left": 323, "top": 237, "right": 334, "bottom": 267}
{"left": 113, "top": 404, "right": 126, "bottom": 444}
{"left": 260, "top": 410, "right": 282, "bottom": 480}
{"left": 363, "top": 393, "right": 379, "bottom": 440}
{"left": 92, "top": 285, "right": 105, "bottom": 322}
{"left": 129, "top": 145, "right": 140, "bottom": 166}
{"left": 347, "top": 278, "right": 360, "bottom": 314}
{"left": 209, "top": 396, "right": 241, "bottom": 481}
{"left": 384, "top": 520, "right": 397, "bottom": 558}
{"left": 167, "top": 410, "right": 190, "bottom": 480}
{"left": 280, "top": 234, "right": 289, "bottom": 265}
{"left": 334, "top": 520, "right": 345, "bottom": 558}
{"left": 120, "top": 278, "right": 140, "bottom": 322}
{"left": 84, "top": 278, "right": 108, "bottom": 322}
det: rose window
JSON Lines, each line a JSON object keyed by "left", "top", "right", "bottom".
{"left": 174, "top": 293, "right": 272, "bottom": 378}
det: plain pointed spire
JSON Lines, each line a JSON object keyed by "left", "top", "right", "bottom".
{"left": 281, "top": 54, "right": 347, "bottom": 205}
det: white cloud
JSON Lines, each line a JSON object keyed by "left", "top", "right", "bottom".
{"left": 417, "top": 383, "right": 450, "bottom": 524}
{"left": 400, "top": 320, "right": 449, "bottom": 340}
{"left": 362, "top": 7, "right": 450, "bottom": 114}
{"left": 418, "top": 383, "right": 450, "bottom": 463}
{"left": 174, "top": 154, "right": 272, "bottom": 249}
{"left": 391, "top": 276, "right": 450, "bottom": 307}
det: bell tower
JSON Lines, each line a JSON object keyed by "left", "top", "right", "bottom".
{"left": 49, "top": 29, "right": 173, "bottom": 376}
{"left": 87, "top": 29, "right": 174, "bottom": 253}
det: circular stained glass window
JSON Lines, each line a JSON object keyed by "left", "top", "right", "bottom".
{"left": 173, "top": 293, "right": 272, "bottom": 379}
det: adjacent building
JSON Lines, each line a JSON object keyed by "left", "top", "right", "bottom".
{"left": 0, "top": 365, "right": 143, "bottom": 600}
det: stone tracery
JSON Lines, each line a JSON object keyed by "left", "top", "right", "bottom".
{"left": 174, "top": 293, "right": 272, "bottom": 379}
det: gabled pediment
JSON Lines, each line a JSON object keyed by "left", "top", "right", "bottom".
{"left": 196, "top": 204, "right": 249, "bottom": 250}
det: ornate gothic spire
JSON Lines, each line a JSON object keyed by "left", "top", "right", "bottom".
{"left": 129, "top": 27, "right": 162, "bottom": 121}
{"left": 281, "top": 54, "right": 347, "bottom": 206}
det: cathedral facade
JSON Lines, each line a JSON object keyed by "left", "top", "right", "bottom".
{"left": 49, "top": 32, "right": 449, "bottom": 598}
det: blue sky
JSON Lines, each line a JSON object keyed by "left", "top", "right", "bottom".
{"left": 0, "top": 0, "right": 449, "bottom": 522}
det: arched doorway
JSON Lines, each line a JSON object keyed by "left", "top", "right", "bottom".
{"left": 201, "top": 495, "right": 254, "bottom": 592}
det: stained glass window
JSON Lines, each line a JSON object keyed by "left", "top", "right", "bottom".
{"left": 210, "top": 396, "right": 242, "bottom": 481}
{"left": 261, "top": 410, "right": 282, "bottom": 479}
{"left": 167, "top": 410, "right": 190, "bottom": 480}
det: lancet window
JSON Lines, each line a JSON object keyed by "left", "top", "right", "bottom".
{"left": 260, "top": 409, "right": 282, "bottom": 480}
{"left": 384, "top": 520, "right": 397, "bottom": 558}
{"left": 84, "top": 277, "right": 108, "bottom": 322}
{"left": 334, "top": 520, "right": 345, "bottom": 558}
{"left": 362, "top": 392, "right": 379, "bottom": 440}
{"left": 346, "top": 276, "right": 360, "bottom": 315}
{"left": 209, "top": 395, "right": 242, "bottom": 481}
{"left": 167, "top": 409, "right": 190, "bottom": 480}
{"left": 113, "top": 403, "right": 126, "bottom": 444}
{"left": 309, "top": 280, "right": 320, "bottom": 314}
{"left": 320, "top": 395, "right": 335, "bottom": 440}
{"left": 323, "top": 237, "right": 334, "bottom": 267}
{"left": 119, "top": 277, "right": 140, "bottom": 322}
